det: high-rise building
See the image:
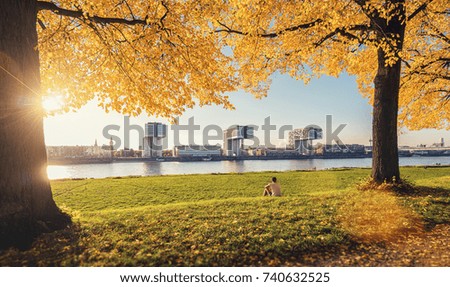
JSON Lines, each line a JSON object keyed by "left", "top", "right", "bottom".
{"left": 288, "top": 127, "right": 323, "bottom": 155}
{"left": 143, "top": 122, "right": 167, "bottom": 158}
{"left": 288, "top": 129, "right": 304, "bottom": 148}
{"left": 222, "top": 125, "right": 254, "bottom": 156}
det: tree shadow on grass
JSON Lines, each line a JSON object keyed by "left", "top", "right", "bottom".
{"left": 0, "top": 223, "right": 85, "bottom": 266}
{"left": 406, "top": 185, "right": 450, "bottom": 197}
{"left": 298, "top": 186, "right": 450, "bottom": 267}
{"left": 397, "top": 185, "right": 450, "bottom": 231}
{"left": 293, "top": 233, "right": 449, "bottom": 267}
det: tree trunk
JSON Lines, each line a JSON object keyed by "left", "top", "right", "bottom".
{"left": 0, "top": 0, "right": 69, "bottom": 249}
{"left": 371, "top": 1, "right": 406, "bottom": 184}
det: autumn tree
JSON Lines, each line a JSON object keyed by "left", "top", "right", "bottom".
{"left": 0, "top": 0, "right": 236, "bottom": 248}
{"left": 209, "top": 0, "right": 449, "bottom": 183}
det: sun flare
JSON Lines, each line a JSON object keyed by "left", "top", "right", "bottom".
{"left": 42, "top": 95, "right": 65, "bottom": 113}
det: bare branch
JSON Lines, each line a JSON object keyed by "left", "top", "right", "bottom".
{"left": 122, "top": 0, "right": 136, "bottom": 20}
{"left": 160, "top": 1, "right": 169, "bottom": 23}
{"left": 37, "top": 1, "right": 153, "bottom": 26}
{"left": 37, "top": 18, "right": 47, "bottom": 29}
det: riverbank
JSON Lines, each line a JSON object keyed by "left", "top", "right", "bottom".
{"left": 1, "top": 167, "right": 448, "bottom": 266}
{"left": 47, "top": 148, "right": 450, "bottom": 166}
{"left": 46, "top": 152, "right": 411, "bottom": 165}
{"left": 47, "top": 154, "right": 371, "bottom": 165}
{"left": 46, "top": 156, "right": 450, "bottom": 180}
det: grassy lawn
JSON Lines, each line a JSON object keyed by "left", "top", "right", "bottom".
{"left": 0, "top": 167, "right": 449, "bottom": 266}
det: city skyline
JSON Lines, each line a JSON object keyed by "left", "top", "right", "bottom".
{"left": 43, "top": 72, "right": 450, "bottom": 150}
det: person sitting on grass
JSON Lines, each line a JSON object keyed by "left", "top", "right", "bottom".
{"left": 263, "top": 177, "right": 282, "bottom": 196}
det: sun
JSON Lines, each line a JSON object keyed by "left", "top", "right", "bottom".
{"left": 42, "top": 95, "right": 65, "bottom": 113}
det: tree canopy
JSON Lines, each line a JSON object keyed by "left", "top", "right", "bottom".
{"left": 206, "top": 0, "right": 449, "bottom": 129}
{"left": 37, "top": 0, "right": 237, "bottom": 118}
{"left": 36, "top": 0, "right": 448, "bottom": 130}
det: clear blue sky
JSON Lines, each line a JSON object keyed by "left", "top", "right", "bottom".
{"left": 43, "top": 72, "right": 450, "bottom": 149}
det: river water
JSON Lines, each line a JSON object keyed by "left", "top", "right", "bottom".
{"left": 46, "top": 156, "right": 450, "bottom": 180}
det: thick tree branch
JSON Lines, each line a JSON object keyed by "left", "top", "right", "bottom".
{"left": 215, "top": 19, "right": 323, "bottom": 38}
{"left": 314, "top": 25, "right": 372, "bottom": 46}
{"left": 260, "top": 19, "right": 323, "bottom": 38}
{"left": 407, "top": 0, "right": 434, "bottom": 21}
{"left": 352, "top": 0, "right": 367, "bottom": 6}
{"left": 37, "top": 1, "right": 152, "bottom": 26}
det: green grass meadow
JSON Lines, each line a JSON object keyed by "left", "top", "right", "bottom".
{"left": 1, "top": 167, "right": 449, "bottom": 266}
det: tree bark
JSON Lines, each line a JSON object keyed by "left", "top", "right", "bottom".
{"left": 0, "top": 0, "right": 69, "bottom": 249}
{"left": 371, "top": 1, "right": 406, "bottom": 184}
